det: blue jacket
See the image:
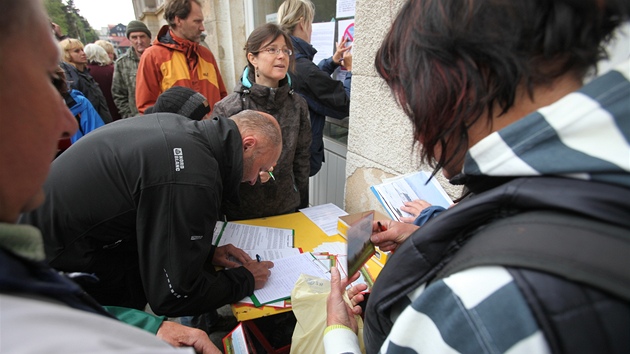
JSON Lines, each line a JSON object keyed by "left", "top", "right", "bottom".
{"left": 67, "top": 89, "right": 105, "bottom": 144}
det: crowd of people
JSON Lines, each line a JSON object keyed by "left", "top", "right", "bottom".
{"left": 4, "top": 0, "right": 629, "bottom": 352}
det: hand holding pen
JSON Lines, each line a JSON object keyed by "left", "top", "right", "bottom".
{"left": 243, "top": 255, "right": 274, "bottom": 290}
{"left": 370, "top": 220, "right": 419, "bottom": 252}
{"left": 259, "top": 166, "right": 275, "bottom": 184}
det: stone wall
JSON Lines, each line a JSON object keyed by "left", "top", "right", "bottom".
{"left": 344, "top": 0, "right": 462, "bottom": 214}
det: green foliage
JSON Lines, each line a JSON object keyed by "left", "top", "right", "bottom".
{"left": 44, "top": 0, "right": 99, "bottom": 43}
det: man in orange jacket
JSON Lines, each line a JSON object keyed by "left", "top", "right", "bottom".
{"left": 136, "top": 0, "right": 227, "bottom": 114}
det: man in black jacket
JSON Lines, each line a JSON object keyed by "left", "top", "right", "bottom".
{"left": 21, "top": 110, "right": 280, "bottom": 318}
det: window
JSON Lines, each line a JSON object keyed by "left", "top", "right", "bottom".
{"left": 249, "top": 0, "right": 351, "bottom": 145}
{"left": 251, "top": 0, "right": 337, "bottom": 28}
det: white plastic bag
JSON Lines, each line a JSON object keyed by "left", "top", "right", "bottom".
{"left": 291, "top": 274, "right": 364, "bottom": 353}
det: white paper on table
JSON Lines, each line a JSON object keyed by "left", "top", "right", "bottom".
{"left": 250, "top": 253, "right": 331, "bottom": 306}
{"left": 213, "top": 222, "right": 294, "bottom": 249}
{"left": 243, "top": 248, "right": 302, "bottom": 262}
{"left": 299, "top": 203, "right": 348, "bottom": 236}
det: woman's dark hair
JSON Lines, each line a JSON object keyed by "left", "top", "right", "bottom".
{"left": 245, "top": 23, "right": 295, "bottom": 73}
{"left": 375, "top": 0, "right": 629, "bottom": 173}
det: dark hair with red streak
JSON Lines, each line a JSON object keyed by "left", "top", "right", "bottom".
{"left": 375, "top": 0, "right": 629, "bottom": 175}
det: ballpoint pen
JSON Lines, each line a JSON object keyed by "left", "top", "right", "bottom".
{"left": 256, "top": 254, "right": 261, "bottom": 262}
{"left": 267, "top": 171, "right": 275, "bottom": 181}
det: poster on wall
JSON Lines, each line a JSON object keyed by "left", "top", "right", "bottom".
{"left": 337, "top": 19, "right": 354, "bottom": 48}
{"left": 336, "top": 19, "right": 354, "bottom": 80}
{"left": 336, "top": 0, "right": 356, "bottom": 18}
{"left": 311, "top": 22, "right": 336, "bottom": 64}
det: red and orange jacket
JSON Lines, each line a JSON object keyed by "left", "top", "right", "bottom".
{"left": 136, "top": 25, "right": 228, "bottom": 113}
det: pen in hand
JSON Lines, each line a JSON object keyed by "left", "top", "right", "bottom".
{"left": 377, "top": 221, "right": 395, "bottom": 254}
{"left": 256, "top": 254, "right": 261, "bottom": 263}
{"left": 267, "top": 171, "right": 275, "bottom": 181}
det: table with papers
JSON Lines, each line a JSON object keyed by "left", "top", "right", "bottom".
{"left": 228, "top": 210, "right": 383, "bottom": 322}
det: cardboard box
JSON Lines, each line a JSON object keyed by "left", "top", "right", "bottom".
{"left": 338, "top": 210, "right": 391, "bottom": 266}
{"left": 337, "top": 210, "right": 390, "bottom": 238}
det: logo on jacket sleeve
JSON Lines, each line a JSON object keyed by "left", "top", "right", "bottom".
{"left": 174, "top": 148, "right": 185, "bottom": 171}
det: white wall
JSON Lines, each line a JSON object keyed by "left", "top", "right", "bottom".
{"left": 343, "top": 0, "right": 460, "bottom": 215}
{"left": 343, "top": 1, "right": 629, "bottom": 215}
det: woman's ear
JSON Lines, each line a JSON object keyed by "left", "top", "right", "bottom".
{"left": 298, "top": 17, "right": 306, "bottom": 31}
{"left": 247, "top": 52, "right": 257, "bottom": 67}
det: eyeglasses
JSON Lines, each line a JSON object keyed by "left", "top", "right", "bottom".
{"left": 260, "top": 47, "right": 292, "bottom": 56}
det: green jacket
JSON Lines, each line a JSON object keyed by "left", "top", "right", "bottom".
{"left": 105, "top": 306, "right": 165, "bottom": 334}
{"left": 112, "top": 47, "right": 142, "bottom": 118}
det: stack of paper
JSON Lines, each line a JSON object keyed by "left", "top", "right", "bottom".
{"left": 250, "top": 253, "right": 331, "bottom": 307}
{"left": 371, "top": 171, "right": 453, "bottom": 222}
{"left": 299, "top": 203, "right": 348, "bottom": 236}
{"left": 213, "top": 221, "right": 294, "bottom": 249}
{"left": 213, "top": 222, "right": 302, "bottom": 307}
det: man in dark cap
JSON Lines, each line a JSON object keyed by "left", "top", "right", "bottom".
{"left": 145, "top": 86, "right": 210, "bottom": 121}
{"left": 112, "top": 20, "right": 152, "bottom": 118}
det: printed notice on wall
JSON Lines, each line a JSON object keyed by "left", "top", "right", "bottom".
{"left": 336, "top": 0, "right": 355, "bottom": 18}
{"left": 311, "top": 22, "right": 336, "bottom": 64}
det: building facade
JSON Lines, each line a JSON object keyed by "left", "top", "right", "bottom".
{"left": 127, "top": 0, "right": 465, "bottom": 213}
{"left": 130, "top": 0, "right": 629, "bottom": 215}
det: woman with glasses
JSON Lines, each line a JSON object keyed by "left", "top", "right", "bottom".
{"left": 278, "top": 0, "right": 352, "bottom": 177}
{"left": 211, "top": 23, "right": 311, "bottom": 221}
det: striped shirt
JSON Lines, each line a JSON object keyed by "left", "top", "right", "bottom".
{"left": 324, "top": 61, "right": 630, "bottom": 353}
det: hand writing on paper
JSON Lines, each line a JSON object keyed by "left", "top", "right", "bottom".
{"left": 213, "top": 244, "right": 251, "bottom": 268}
{"left": 326, "top": 267, "right": 366, "bottom": 333}
{"left": 370, "top": 220, "right": 419, "bottom": 252}
{"left": 243, "top": 260, "right": 274, "bottom": 289}
{"left": 399, "top": 199, "right": 432, "bottom": 223}
{"left": 156, "top": 321, "right": 222, "bottom": 354}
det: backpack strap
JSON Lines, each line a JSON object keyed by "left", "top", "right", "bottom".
{"left": 433, "top": 210, "right": 630, "bottom": 301}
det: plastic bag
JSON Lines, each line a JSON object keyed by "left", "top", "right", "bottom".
{"left": 291, "top": 274, "right": 365, "bottom": 353}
